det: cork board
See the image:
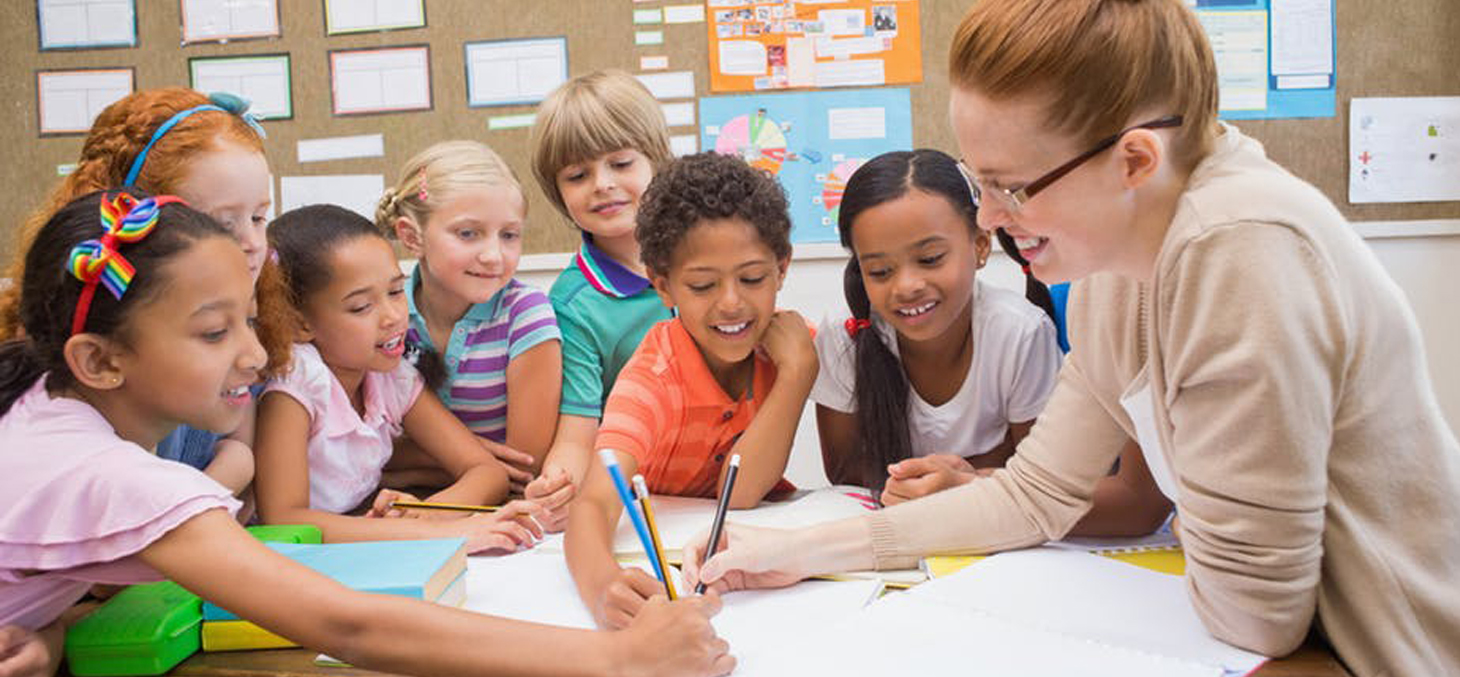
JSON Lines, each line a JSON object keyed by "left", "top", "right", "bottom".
{"left": 1, "top": 0, "right": 1457, "bottom": 268}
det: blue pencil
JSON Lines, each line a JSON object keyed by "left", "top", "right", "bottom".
{"left": 597, "top": 449, "right": 669, "bottom": 587}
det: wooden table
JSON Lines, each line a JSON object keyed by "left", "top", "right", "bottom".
{"left": 168, "top": 639, "right": 1352, "bottom": 677}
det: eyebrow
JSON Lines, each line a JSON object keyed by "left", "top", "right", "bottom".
{"left": 341, "top": 274, "right": 405, "bottom": 301}
{"left": 189, "top": 299, "right": 237, "bottom": 317}
{"left": 858, "top": 235, "right": 949, "bottom": 259}
{"left": 683, "top": 259, "right": 774, "bottom": 273}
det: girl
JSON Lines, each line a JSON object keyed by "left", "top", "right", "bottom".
{"left": 528, "top": 70, "right": 675, "bottom": 492}
{"left": 252, "top": 204, "right": 541, "bottom": 549}
{"left": 685, "top": 1, "right": 1460, "bottom": 674}
{"left": 0, "top": 87, "right": 293, "bottom": 500}
{"left": 375, "top": 142, "right": 571, "bottom": 520}
{"left": 819, "top": 150, "right": 1171, "bottom": 536}
{"left": 0, "top": 190, "right": 732, "bottom": 677}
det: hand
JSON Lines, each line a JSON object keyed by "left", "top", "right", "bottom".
{"left": 0, "top": 624, "right": 61, "bottom": 677}
{"left": 682, "top": 523, "right": 808, "bottom": 595}
{"left": 523, "top": 467, "right": 575, "bottom": 533}
{"left": 479, "top": 439, "right": 535, "bottom": 494}
{"left": 365, "top": 489, "right": 422, "bottom": 519}
{"left": 757, "top": 311, "right": 817, "bottom": 383}
{"left": 595, "top": 567, "right": 669, "bottom": 630}
{"left": 614, "top": 595, "right": 734, "bottom": 677}
{"left": 459, "top": 500, "right": 546, "bottom": 554}
{"left": 880, "top": 455, "right": 977, "bottom": 506}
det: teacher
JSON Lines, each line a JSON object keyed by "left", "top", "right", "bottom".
{"left": 684, "top": 1, "right": 1460, "bottom": 674}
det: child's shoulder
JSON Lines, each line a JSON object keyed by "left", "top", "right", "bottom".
{"left": 975, "top": 281, "right": 1059, "bottom": 346}
{"left": 548, "top": 263, "right": 592, "bottom": 304}
{"left": 501, "top": 279, "right": 554, "bottom": 314}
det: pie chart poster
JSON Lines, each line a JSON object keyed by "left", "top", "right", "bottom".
{"left": 699, "top": 88, "right": 913, "bottom": 244}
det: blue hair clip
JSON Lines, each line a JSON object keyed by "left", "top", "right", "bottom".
{"left": 122, "top": 92, "right": 267, "bottom": 188}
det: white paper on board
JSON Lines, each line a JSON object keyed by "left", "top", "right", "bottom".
{"left": 663, "top": 4, "right": 706, "bottom": 23}
{"left": 670, "top": 134, "right": 699, "bottom": 157}
{"left": 39, "top": 0, "right": 135, "bottom": 48}
{"left": 181, "top": 0, "right": 278, "bottom": 42}
{"left": 786, "top": 37, "right": 816, "bottom": 88}
{"left": 640, "top": 55, "right": 670, "bottom": 71}
{"left": 718, "top": 40, "right": 769, "bottom": 76}
{"left": 38, "top": 70, "right": 132, "bottom": 134}
{"left": 635, "top": 71, "right": 696, "bottom": 100}
{"left": 1270, "top": 0, "right": 1333, "bottom": 78}
{"left": 297, "top": 134, "right": 385, "bottom": 163}
{"left": 661, "top": 102, "right": 696, "bottom": 127}
{"left": 1350, "top": 97, "right": 1460, "bottom": 204}
{"left": 814, "top": 59, "right": 885, "bottom": 88}
{"left": 1196, "top": 10, "right": 1269, "bottom": 111}
{"left": 465, "top": 38, "right": 567, "bottom": 107}
{"left": 190, "top": 56, "right": 291, "bottom": 119}
{"left": 331, "top": 47, "right": 431, "bottom": 114}
{"left": 325, "top": 0, "right": 425, "bottom": 33}
{"left": 279, "top": 175, "right": 385, "bottom": 220}
{"left": 827, "top": 107, "right": 886, "bottom": 140}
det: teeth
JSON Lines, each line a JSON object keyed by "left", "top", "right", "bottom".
{"left": 714, "top": 322, "right": 750, "bottom": 334}
{"left": 897, "top": 302, "right": 937, "bottom": 317}
{"left": 224, "top": 385, "right": 249, "bottom": 397}
{"left": 1015, "top": 237, "right": 1046, "bottom": 249}
{"left": 380, "top": 336, "right": 402, "bottom": 350}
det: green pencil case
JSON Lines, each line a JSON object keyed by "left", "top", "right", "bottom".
{"left": 63, "top": 524, "right": 323, "bottom": 675}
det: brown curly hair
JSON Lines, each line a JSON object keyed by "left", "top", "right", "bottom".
{"left": 635, "top": 152, "right": 792, "bottom": 276}
{"left": 0, "top": 87, "right": 292, "bottom": 377}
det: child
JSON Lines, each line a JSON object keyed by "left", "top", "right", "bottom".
{"left": 0, "top": 190, "right": 732, "bottom": 677}
{"left": 375, "top": 141, "right": 571, "bottom": 518}
{"left": 0, "top": 87, "right": 293, "bottom": 499}
{"left": 253, "top": 204, "right": 542, "bottom": 550}
{"left": 565, "top": 152, "right": 815, "bottom": 629}
{"left": 818, "top": 150, "right": 1171, "bottom": 536}
{"left": 528, "top": 70, "right": 675, "bottom": 490}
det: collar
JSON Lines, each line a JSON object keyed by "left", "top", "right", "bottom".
{"left": 406, "top": 263, "right": 506, "bottom": 333}
{"left": 573, "top": 234, "right": 650, "bottom": 298}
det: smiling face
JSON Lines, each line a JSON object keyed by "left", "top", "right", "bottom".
{"left": 173, "top": 140, "right": 272, "bottom": 282}
{"left": 850, "top": 189, "right": 988, "bottom": 346}
{"left": 111, "top": 235, "right": 265, "bottom": 441}
{"left": 555, "top": 148, "right": 654, "bottom": 241}
{"left": 651, "top": 218, "right": 787, "bottom": 384}
{"left": 299, "top": 236, "right": 410, "bottom": 383}
{"left": 412, "top": 185, "right": 525, "bottom": 308}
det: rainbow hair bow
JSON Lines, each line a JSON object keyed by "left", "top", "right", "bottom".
{"left": 67, "top": 192, "right": 187, "bottom": 336}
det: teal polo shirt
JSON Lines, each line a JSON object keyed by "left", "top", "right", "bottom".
{"left": 549, "top": 237, "right": 673, "bottom": 419}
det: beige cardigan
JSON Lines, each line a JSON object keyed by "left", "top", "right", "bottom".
{"left": 865, "top": 126, "right": 1460, "bottom": 676}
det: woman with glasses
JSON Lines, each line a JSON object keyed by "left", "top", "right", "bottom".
{"left": 684, "top": 0, "right": 1460, "bottom": 673}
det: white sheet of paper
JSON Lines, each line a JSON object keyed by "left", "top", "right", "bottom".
{"left": 1269, "top": 0, "right": 1333, "bottom": 78}
{"left": 599, "top": 487, "right": 879, "bottom": 557}
{"left": 662, "top": 102, "right": 696, "bottom": 127}
{"left": 818, "top": 8, "right": 866, "bottom": 36}
{"left": 181, "top": 0, "right": 278, "bottom": 42}
{"left": 815, "top": 59, "right": 886, "bottom": 88}
{"left": 786, "top": 37, "right": 816, "bottom": 88}
{"left": 189, "top": 56, "right": 291, "bottom": 119}
{"left": 908, "top": 548, "right": 1267, "bottom": 675}
{"left": 330, "top": 47, "right": 431, "bottom": 114}
{"left": 296, "top": 134, "right": 385, "bottom": 163}
{"left": 39, "top": 0, "right": 135, "bottom": 48}
{"left": 663, "top": 3, "right": 706, "bottom": 23}
{"left": 278, "top": 174, "right": 384, "bottom": 220}
{"left": 718, "top": 40, "right": 768, "bottom": 76}
{"left": 465, "top": 38, "right": 567, "bottom": 107}
{"left": 635, "top": 71, "right": 696, "bottom": 100}
{"left": 827, "top": 107, "right": 886, "bottom": 140}
{"left": 814, "top": 36, "right": 885, "bottom": 59}
{"left": 37, "top": 70, "right": 132, "bottom": 135}
{"left": 640, "top": 55, "right": 670, "bottom": 71}
{"left": 325, "top": 0, "right": 424, "bottom": 33}
{"left": 670, "top": 134, "right": 699, "bottom": 157}
{"left": 1349, "top": 97, "right": 1460, "bottom": 203}
{"left": 1196, "top": 10, "right": 1269, "bottom": 111}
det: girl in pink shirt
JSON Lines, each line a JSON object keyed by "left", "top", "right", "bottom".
{"left": 0, "top": 190, "right": 731, "bottom": 677}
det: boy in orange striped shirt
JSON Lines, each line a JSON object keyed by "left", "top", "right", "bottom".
{"left": 565, "top": 152, "right": 816, "bottom": 629}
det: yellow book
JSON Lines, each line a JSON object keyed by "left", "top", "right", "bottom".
{"left": 200, "top": 621, "right": 296, "bottom": 651}
{"left": 923, "top": 547, "right": 1185, "bottom": 579}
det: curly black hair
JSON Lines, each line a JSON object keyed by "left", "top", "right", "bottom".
{"left": 635, "top": 152, "right": 793, "bottom": 276}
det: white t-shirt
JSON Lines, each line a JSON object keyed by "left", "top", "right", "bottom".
{"left": 811, "top": 279, "right": 1061, "bottom": 458}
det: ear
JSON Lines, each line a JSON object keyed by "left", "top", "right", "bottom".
{"left": 1117, "top": 128, "right": 1164, "bottom": 190}
{"left": 294, "top": 317, "right": 315, "bottom": 343}
{"left": 775, "top": 256, "right": 790, "bottom": 290}
{"left": 62, "top": 333, "right": 126, "bottom": 391}
{"left": 394, "top": 216, "right": 425, "bottom": 255}
{"left": 650, "top": 272, "right": 675, "bottom": 310}
{"left": 972, "top": 230, "right": 991, "bottom": 270}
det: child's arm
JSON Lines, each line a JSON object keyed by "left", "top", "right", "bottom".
{"left": 721, "top": 311, "right": 817, "bottom": 509}
{"left": 1067, "top": 440, "right": 1173, "bottom": 537}
{"left": 253, "top": 392, "right": 537, "bottom": 551}
{"left": 140, "top": 509, "right": 734, "bottom": 677}
{"left": 880, "top": 421, "right": 1032, "bottom": 506}
{"left": 400, "top": 390, "right": 512, "bottom": 506}
{"left": 814, "top": 404, "right": 872, "bottom": 487}
{"left": 541, "top": 414, "right": 598, "bottom": 484}
{"left": 201, "top": 438, "right": 254, "bottom": 495}
{"left": 504, "top": 340, "right": 562, "bottom": 475}
{"left": 564, "top": 450, "right": 666, "bottom": 630}
{"left": 0, "top": 623, "right": 63, "bottom": 677}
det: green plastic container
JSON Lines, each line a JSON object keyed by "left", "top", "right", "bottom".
{"left": 62, "top": 524, "right": 324, "bottom": 675}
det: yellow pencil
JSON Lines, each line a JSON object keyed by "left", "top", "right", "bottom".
{"left": 632, "top": 475, "right": 677, "bottom": 600}
{"left": 389, "top": 500, "right": 498, "bottom": 513}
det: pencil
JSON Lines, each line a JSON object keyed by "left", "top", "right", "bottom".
{"left": 389, "top": 500, "right": 498, "bottom": 513}
{"left": 695, "top": 453, "right": 741, "bottom": 594}
{"left": 632, "top": 474, "right": 677, "bottom": 600}
{"left": 597, "top": 449, "right": 670, "bottom": 588}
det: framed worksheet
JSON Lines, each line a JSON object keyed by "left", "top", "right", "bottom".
{"left": 189, "top": 54, "right": 292, "bottom": 120}
{"left": 36, "top": 68, "right": 133, "bottom": 136}
{"left": 328, "top": 45, "right": 431, "bottom": 116}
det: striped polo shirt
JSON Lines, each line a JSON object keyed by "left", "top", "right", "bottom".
{"left": 405, "top": 269, "right": 560, "bottom": 442}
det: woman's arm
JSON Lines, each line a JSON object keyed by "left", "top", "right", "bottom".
{"left": 1067, "top": 441, "right": 1172, "bottom": 537}
{"left": 400, "top": 391, "right": 511, "bottom": 506}
{"left": 504, "top": 341, "right": 562, "bottom": 475}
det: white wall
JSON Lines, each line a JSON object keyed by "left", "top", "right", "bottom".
{"left": 510, "top": 222, "right": 1460, "bottom": 489}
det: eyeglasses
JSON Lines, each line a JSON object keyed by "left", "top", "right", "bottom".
{"left": 959, "top": 115, "right": 1183, "bottom": 214}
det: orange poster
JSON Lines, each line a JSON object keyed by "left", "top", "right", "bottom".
{"left": 706, "top": 0, "right": 922, "bottom": 93}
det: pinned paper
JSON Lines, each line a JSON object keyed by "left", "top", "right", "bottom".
{"left": 329, "top": 46, "right": 432, "bottom": 115}
{"left": 662, "top": 102, "right": 696, "bottom": 127}
{"left": 181, "top": 0, "right": 279, "bottom": 43}
{"left": 324, "top": 0, "right": 426, "bottom": 34}
{"left": 719, "top": 41, "right": 769, "bottom": 77}
{"left": 37, "top": 69, "right": 133, "bottom": 135}
{"left": 635, "top": 30, "right": 665, "bottom": 45}
{"left": 279, "top": 175, "right": 384, "bottom": 220}
{"left": 297, "top": 134, "right": 385, "bottom": 163}
{"left": 664, "top": 4, "right": 706, "bottom": 24}
{"left": 465, "top": 38, "right": 567, "bottom": 107}
{"left": 1350, "top": 97, "right": 1460, "bottom": 203}
{"left": 640, "top": 55, "right": 670, "bottom": 71}
{"left": 189, "top": 55, "right": 292, "bottom": 120}
{"left": 670, "top": 134, "right": 699, "bottom": 157}
{"left": 635, "top": 71, "right": 696, "bottom": 100}
{"left": 488, "top": 114, "right": 538, "bottom": 130}
{"left": 39, "top": 0, "right": 136, "bottom": 49}
{"left": 633, "top": 8, "right": 662, "bottom": 24}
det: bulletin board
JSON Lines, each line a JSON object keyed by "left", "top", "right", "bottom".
{"left": 1, "top": 0, "right": 1457, "bottom": 269}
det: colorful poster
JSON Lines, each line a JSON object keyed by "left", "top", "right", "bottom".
{"left": 700, "top": 88, "right": 912, "bottom": 244}
{"left": 1193, "top": 0, "right": 1336, "bottom": 119}
{"left": 706, "top": 0, "right": 921, "bottom": 93}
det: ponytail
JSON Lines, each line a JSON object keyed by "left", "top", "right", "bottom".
{"left": 0, "top": 339, "right": 45, "bottom": 417}
{"left": 842, "top": 258, "right": 913, "bottom": 488}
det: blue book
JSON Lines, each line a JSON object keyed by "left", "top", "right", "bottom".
{"left": 201, "top": 538, "right": 467, "bottom": 621}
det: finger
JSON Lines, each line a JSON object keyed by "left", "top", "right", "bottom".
{"left": 711, "top": 653, "right": 737, "bottom": 676}
{"left": 536, "top": 482, "right": 576, "bottom": 511}
{"left": 690, "top": 589, "right": 723, "bottom": 617}
{"left": 488, "top": 443, "right": 537, "bottom": 468}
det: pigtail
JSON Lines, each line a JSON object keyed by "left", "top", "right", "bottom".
{"left": 994, "top": 228, "right": 1059, "bottom": 327}
{"left": 374, "top": 187, "right": 404, "bottom": 236}
{"left": 844, "top": 259, "right": 914, "bottom": 489}
{"left": 403, "top": 336, "right": 448, "bottom": 392}
{"left": 0, "top": 339, "right": 45, "bottom": 417}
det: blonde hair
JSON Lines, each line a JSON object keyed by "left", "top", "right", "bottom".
{"left": 530, "top": 70, "right": 672, "bottom": 221}
{"left": 375, "top": 140, "right": 524, "bottom": 233}
{"left": 949, "top": 0, "right": 1219, "bottom": 169}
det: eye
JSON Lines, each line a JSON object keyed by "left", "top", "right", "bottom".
{"left": 201, "top": 327, "right": 228, "bottom": 343}
{"left": 688, "top": 282, "right": 714, "bottom": 293}
{"left": 246, "top": 315, "right": 259, "bottom": 332}
{"left": 388, "top": 286, "right": 405, "bottom": 297}
{"left": 561, "top": 170, "right": 586, "bottom": 183}
{"left": 251, "top": 215, "right": 267, "bottom": 226}
{"left": 501, "top": 230, "right": 521, "bottom": 241}
{"left": 740, "top": 275, "right": 767, "bottom": 286}
{"left": 611, "top": 158, "right": 635, "bottom": 170}
{"left": 865, "top": 267, "right": 891, "bottom": 280}
{"left": 918, "top": 253, "right": 947, "bottom": 267}
{"left": 349, "top": 304, "right": 371, "bottom": 315}
{"left": 456, "top": 229, "right": 479, "bottom": 241}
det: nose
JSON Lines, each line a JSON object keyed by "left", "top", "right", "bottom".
{"left": 239, "top": 323, "right": 266, "bottom": 376}
{"left": 974, "top": 197, "right": 1009, "bottom": 233}
{"left": 891, "top": 268, "right": 926, "bottom": 299}
{"left": 477, "top": 237, "right": 503, "bottom": 268}
{"left": 382, "top": 292, "right": 407, "bottom": 329}
{"left": 593, "top": 165, "right": 616, "bottom": 192}
{"left": 717, "top": 280, "right": 746, "bottom": 314}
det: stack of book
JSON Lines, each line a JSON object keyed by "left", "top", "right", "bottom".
{"left": 200, "top": 538, "right": 468, "bottom": 651}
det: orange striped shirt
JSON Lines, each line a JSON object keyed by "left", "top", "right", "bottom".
{"left": 596, "top": 318, "right": 797, "bottom": 498}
